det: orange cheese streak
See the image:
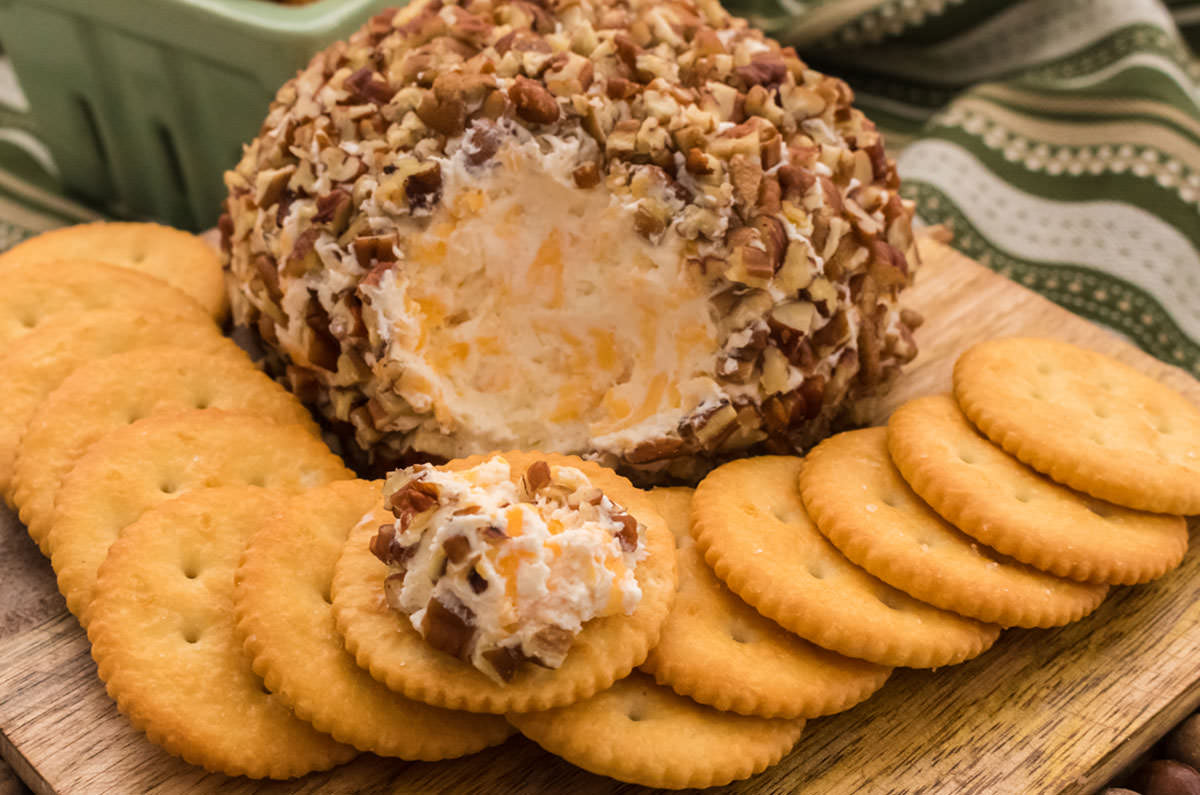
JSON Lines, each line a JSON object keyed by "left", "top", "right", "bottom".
{"left": 527, "top": 230, "right": 565, "bottom": 308}
{"left": 505, "top": 506, "right": 525, "bottom": 537}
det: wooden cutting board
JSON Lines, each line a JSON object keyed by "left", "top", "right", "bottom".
{"left": 1, "top": 237, "right": 1198, "bottom": 795}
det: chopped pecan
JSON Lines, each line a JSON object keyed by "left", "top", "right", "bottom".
{"left": 344, "top": 67, "right": 396, "bottom": 105}
{"left": 611, "top": 512, "right": 639, "bottom": 553}
{"left": 463, "top": 123, "right": 503, "bottom": 167}
{"left": 416, "top": 91, "right": 466, "bottom": 135}
{"left": 283, "top": 228, "right": 320, "bottom": 278}
{"left": 314, "top": 189, "right": 353, "bottom": 233}
{"left": 482, "top": 646, "right": 527, "bottom": 682}
{"left": 626, "top": 436, "right": 685, "bottom": 464}
{"left": 371, "top": 524, "right": 416, "bottom": 568}
{"left": 572, "top": 162, "right": 601, "bottom": 188}
{"left": 405, "top": 161, "right": 443, "bottom": 210}
{"left": 442, "top": 534, "right": 471, "bottom": 565}
{"left": 509, "top": 76, "right": 560, "bottom": 124}
{"left": 734, "top": 54, "right": 787, "bottom": 89}
{"left": 253, "top": 255, "right": 281, "bottom": 302}
{"left": 522, "top": 460, "right": 552, "bottom": 496}
{"left": 527, "top": 625, "right": 574, "bottom": 668}
{"left": 421, "top": 593, "right": 475, "bottom": 659}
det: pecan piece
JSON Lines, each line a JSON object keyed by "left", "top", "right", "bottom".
{"left": 611, "top": 512, "right": 639, "bottom": 553}
{"left": 442, "top": 534, "right": 471, "bottom": 565}
{"left": 314, "top": 189, "right": 353, "bottom": 233}
{"left": 509, "top": 76, "right": 560, "bottom": 124}
{"left": 572, "top": 162, "right": 601, "bottom": 188}
{"left": 482, "top": 646, "right": 528, "bottom": 682}
{"left": 344, "top": 67, "right": 396, "bottom": 105}
{"left": 421, "top": 593, "right": 475, "bottom": 659}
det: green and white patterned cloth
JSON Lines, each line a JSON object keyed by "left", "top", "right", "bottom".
{"left": 1, "top": 0, "right": 1198, "bottom": 376}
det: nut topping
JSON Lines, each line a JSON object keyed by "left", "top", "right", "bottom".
{"left": 222, "top": 0, "right": 921, "bottom": 483}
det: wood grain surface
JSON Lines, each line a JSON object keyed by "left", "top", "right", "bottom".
{"left": 1, "top": 238, "right": 1199, "bottom": 795}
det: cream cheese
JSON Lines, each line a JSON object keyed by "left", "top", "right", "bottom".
{"left": 361, "top": 127, "right": 726, "bottom": 459}
{"left": 375, "top": 455, "right": 647, "bottom": 683}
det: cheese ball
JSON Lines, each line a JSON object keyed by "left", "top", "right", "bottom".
{"left": 221, "top": 0, "right": 921, "bottom": 482}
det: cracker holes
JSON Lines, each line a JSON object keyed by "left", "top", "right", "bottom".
{"left": 19, "top": 314, "right": 37, "bottom": 329}
{"left": 806, "top": 561, "right": 827, "bottom": 580}
{"left": 1155, "top": 419, "right": 1173, "bottom": 435}
{"left": 1092, "top": 405, "right": 1111, "bottom": 419}
{"left": 880, "top": 494, "right": 901, "bottom": 509}
{"left": 160, "top": 480, "right": 178, "bottom": 494}
{"left": 957, "top": 450, "right": 977, "bottom": 465}
{"left": 1088, "top": 434, "right": 1106, "bottom": 447}
{"left": 1013, "top": 490, "right": 1032, "bottom": 504}
{"left": 182, "top": 561, "right": 201, "bottom": 580}
{"left": 321, "top": 585, "right": 333, "bottom": 605}
{"left": 246, "top": 473, "right": 268, "bottom": 488}
{"left": 126, "top": 409, "right": 144, "bottom": 425}
{"left": 132, "top": 251, "right": 147, "bottom": 263}
{"left": 876, "top": 589, "right": 905, "bottom": 611}
{"left": 1030, "top": 390, "right": 1046, "bottom": 401}
{"left": 1036, "top": 362, "right": 1052, "bottom": 376}
{"left": 182, "top": 626, "right": 202, "bottom": 644}
{"left": 193, "top": 394, "right": 212, "bottom": 410}
{"left": 626, "top": 706, "right": 646, "bottom": 722}
{"left": 729, "top": 626, "right": 758, "bottom": 645}
{"left": 770, "top": 506, "right": 798, "bottom": 524}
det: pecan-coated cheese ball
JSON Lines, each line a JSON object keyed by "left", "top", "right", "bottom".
{"left": 221, "top": 0, "right": 921, "bottom": 482}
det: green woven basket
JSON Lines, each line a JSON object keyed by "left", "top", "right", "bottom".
{"left": 0, "top": 0, "right": 399, "bottom": 230}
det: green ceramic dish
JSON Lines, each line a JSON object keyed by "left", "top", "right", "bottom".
{"left": 0, "top": 0, "right": 399, "bottom": 229}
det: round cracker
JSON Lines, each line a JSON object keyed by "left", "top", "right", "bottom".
{"left": 888, "top": 394, "right": 1188, "bottom": 585}
{"left": 332, "top": 451, "right": 677, "bottom": 714}
{"left": 692, "top": 456, "right": 1000, "bottom": 668}
{"left": 87, "top": 486, "right": 356, "bottom": 778}
{"left": 0, "top": 222, "right": 227, "bottom": 319}
{"left": 800, "top": 427, "right": 1109, "bottom": 628}
{"left": 0, "top": 259, "right": 211, "bottom": 345}
{"left": 49, "top": 409, "right": 351, "bottom": 624}
{"left": 508, "top": 671, "right": 806, "bottom": 789}
{"left": 954, "top": 337, "right": 1200, "bottom": 514}
{"left": 235, "top": 479, "right": 514, "bottom": 758}
{"left": 15, "top": 347, "right": 319, "bottom": 555}
{"left": 0, "top": 308, "right": 236, "bottom": 500}
{"left": 640, "top": 487, "right": 891, "bottom": 719}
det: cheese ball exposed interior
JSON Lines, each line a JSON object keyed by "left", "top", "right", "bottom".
{"left": 368, "top": 131, "right": 720, "bottom": 460}
{"left": 222, "top": 0, "right": 921, "bottom": 482}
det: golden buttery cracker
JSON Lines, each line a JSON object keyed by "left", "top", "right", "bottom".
{"left": 234, "top": 479, "right": 514, "bottom": 758}
{"left": 799, "top": 427, "right": 1109, "bottom": 628}
{"left": 954, "top": 337, "right": 1200, "bottom": 515}
{"left": 0, "top": 259, "right": 211, "bottom": 345}
{"left": 87, "top": 487, "right": 356, "bottom": 778}
{"left": 507, "top": 671, "right": 806, "bottom": 789}
{"left": 49, "top": 409, "right": 351, "bottom": 624}
{"left": 0, "top": 221, "right": 228, "bottom": 320}
{"left": 331, "top": 451, "right": 677, "bottom": 714}
{"left": 888, "top": 394, "right": 1188, "bottom": 585}
{"left": 640, "top": 487, "right": 891, "bottom": 719}
{"left": 0, "top": 308, "right": 237, "bottom": 500}
{"left": 691, "top": 456, "right": 1000, "bottom": 669}
{"left": 14, "top": 346, "right": 318, "bottom": 554}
